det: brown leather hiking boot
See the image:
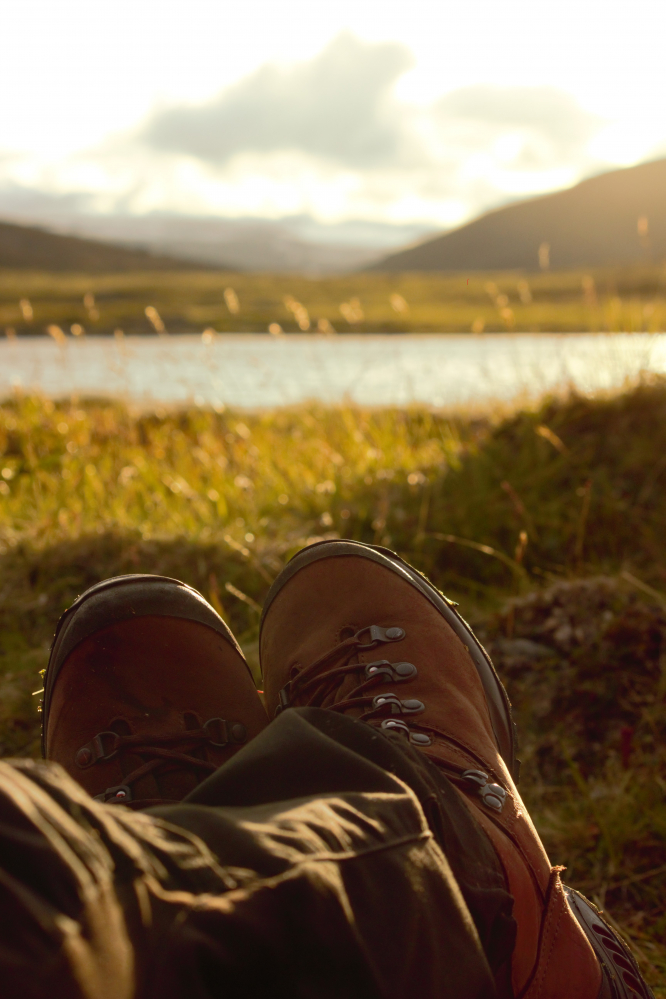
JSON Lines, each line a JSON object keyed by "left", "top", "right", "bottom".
{"left": 260, "top": 540, "right": 654, "bottom": 999}
{"left": 43, "top": 574, "right": 269, "bottom": 809}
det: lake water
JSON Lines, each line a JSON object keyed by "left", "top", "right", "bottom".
{"left": 1, "top": 332, "right": 665, "bottom": 409}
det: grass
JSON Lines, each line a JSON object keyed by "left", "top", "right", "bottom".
{"left": 2, "top": 262, "right": 666, "bottom": 334}
{"left": 0, "top": 382, "right": 665, "bottom": 991}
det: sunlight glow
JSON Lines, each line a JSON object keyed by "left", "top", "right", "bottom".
{"left": 0, "top": 0, "right": 665, "bottom": 224}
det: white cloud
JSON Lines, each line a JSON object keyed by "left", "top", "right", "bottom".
{"left": 0, "top": 32, "right": 647, "bottom": 229}
{"left": 435, "top": 87, "right": 601, "bottom": 147}
{"left": 141, "top": 33, "right": 414, "bottom": 170}
{"left": 119, "top": 38, "right": 610, "bottom": 224}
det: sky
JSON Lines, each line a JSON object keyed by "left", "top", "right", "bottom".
{"left": 1, "top": 0, "right": 665, "bottom": 228}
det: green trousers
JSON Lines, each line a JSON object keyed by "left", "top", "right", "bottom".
{"left": 0, "top": 708, "right": 515, "bottom": 999}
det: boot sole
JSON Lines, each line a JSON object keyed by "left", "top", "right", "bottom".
{"left": 42, "top": 574, "right": 247, "bottom": 757}
{"left": 261, "top": 540, "right": 517, "bottom": 780}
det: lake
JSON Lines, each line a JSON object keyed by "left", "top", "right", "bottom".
{"left": 1, "top": 332, "right": 665, "bottom": 409}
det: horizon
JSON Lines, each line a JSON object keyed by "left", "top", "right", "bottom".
{"left": 2, "top": 155, "right": 660, "bottom": 260}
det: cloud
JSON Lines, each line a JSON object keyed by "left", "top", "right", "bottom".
{"left": 141, "top": 33, "right": 413, "bottom": 169}
{"left": 0, "top": 52, "right": 612, "bottom": 231}
{"left": 136, "top": 54, "right": 606, "bottom": 223}
{"left": 0, "top": 181, "right": 99, "bottom": 218}
{"left": 432, "top": 85, "right": 604, "bottom": 168}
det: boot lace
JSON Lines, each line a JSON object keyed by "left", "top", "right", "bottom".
{"left": 74, "top": 716, "right": 247, "bottom": 805}
{"left": 275, "top": 624, "right": 432, "bottom": 746}
{"left": 278, "top": 626, "right": 510, "bottom": 813}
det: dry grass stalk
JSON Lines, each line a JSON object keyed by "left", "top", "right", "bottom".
{"left": 224, "top": 288, "right": 240, "bottom": 314}
{"left": 339, "top": 297, "right": 364, "bottom": 324}
{"left": 536, "top": 424, "right": 569, "bottom": 454}
{"left": 517, "top": 279, "right": 532, "bottom": 304}
{"left": 19, "top": 299, "right": 33, "bottom": 322}
{"left": 144, "top": 306, "right": 166, "bottom": 334}
{"left": 316, "top": 318, "right": 336, "bottom": 334}
{"left": 389, "top": 293, "right": 408, "bottom": 314}
{"left": 45, "top": 324, "right": 66, "bottom": 345}
{"left": 3, "top": 265, "right": 666, "bottom": 334}
{"left": 283, "top": 295, "right": 310, "bottom": 331}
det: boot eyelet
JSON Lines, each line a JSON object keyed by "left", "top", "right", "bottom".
{"left": 372, "top": 693, "right": 424, "bottom": 715}
{"left": 78, "top": 730, "right": 120, "bottom": 764}
{"left": 373, "top": 693, "right": 402, "bottom": 713}
{"left": 462, "top": 770, "right": 507, "bottom": 812}
{"left": 401, "top": 698, "right": 425, "bottom": 713}
{"left": 365, "top": 660, "right": 392, "bottom": 679}
{"left": 355, "top": 625, "right": 405, "bottom": 650}
{"left": 409, "top": 731, "right": 432, "bottom": 746}
{"left": 203, "top": 717, "right": 230, "bottom": 746}
{"left": 393, "top": 662, "right": 417, "bottom": 678}
{"left": 203, "top": 718, "right": 247, "bottom": 746}
{"left": 75, "top": 747, "right": 93, "bottom": 768}
{"left": 379, "top": 719, "right": 432, "bottom": 746}
{"left": 462, "top": 769, "right": 489, "bottom": 787}
{"left": 480, "top": 783, "right": 507, "bottom": 812}
{"left": 365, "top": 661, "right": 417, "bottom": 682}
{"left": 380, "top": 718, "right": 410, "bottom": 736}
{"left": 94, "top": 784, "right": 132, "bottom": 804}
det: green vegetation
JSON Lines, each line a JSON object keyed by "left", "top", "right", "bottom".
{"left": 0, "top": 381, "right": 665, "bottom": 991}
{"left": 2, "top": 262, "right": 666, "bottom": 334}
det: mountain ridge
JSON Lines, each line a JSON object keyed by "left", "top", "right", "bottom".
{"left": 0, "top": 220, "right": 212, "bottom": 272}
{"left": 0, "top": 208, "right": 435, "bottom": 274}
{"left": 368, "top": 158, "right": 666, "bottom": 272}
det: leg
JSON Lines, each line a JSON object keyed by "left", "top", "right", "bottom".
{"left": 1, "top": 709, "right": 497, "bottom": 999}
{"left": 178, "top": 705, "right": 516, "bottom": 983}
{"left": 6, "top": 571, "right": 497, "bottom": 999}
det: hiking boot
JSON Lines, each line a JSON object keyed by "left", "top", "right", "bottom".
{"left": 260, "top": 540, "right": 653, "bottom": 999}
{"left": 43, "top": 574, "right": 269, "bottom": 809}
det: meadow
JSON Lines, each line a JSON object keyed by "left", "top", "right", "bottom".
{"left": 2, "top": 261, "right": 666, "bottom": 335}
{"left": 0, "top": 378, "right": 664, "bottom": 990}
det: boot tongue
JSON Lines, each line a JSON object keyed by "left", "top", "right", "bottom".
{"left": 319, "top": 670, "right": 361, "bottom": 710}
{"left": 109, "top": 718, "right": 132, "bottom": 736}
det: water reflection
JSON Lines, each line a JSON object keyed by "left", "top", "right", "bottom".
{"left": 1, "top": 333, "right": 665, "bottom": 408}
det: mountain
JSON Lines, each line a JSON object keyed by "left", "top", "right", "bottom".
{"left": 0, "top": 220, "right": 208, "bottom": 271}
{"left": 33, "top": 215, "right": 387, "bottom": 273}
{"left": 369, "top": 158, "right": 666, "bottom": 272}
{"left": 0, "top": 195, "right": 437, "bottom": 273}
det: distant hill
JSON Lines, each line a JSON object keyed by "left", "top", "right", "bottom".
{"left": 0, "top": 220, "right": 207, "bottom": 271}
{"left": 369, "top": 158, "right": 666, "bottom": 272}
{"left": 0, "top": 196, "right": 436, "bottom": 273}
{"left": 31, "top": 215, "right": 385, "bottom": 274}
